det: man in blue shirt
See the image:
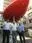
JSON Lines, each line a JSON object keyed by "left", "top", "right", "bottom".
{"left": 2, "top": 20, "right": 12, "bottom": 43}
{"left": 17, "top": 22, "right": 25, "bottom": 43}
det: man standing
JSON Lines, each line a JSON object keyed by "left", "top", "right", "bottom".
{"left": 2, "top": 20, "right": 12, "bottom": 43}
{"left": 17, "top": 22, "right": 25, "bottom": 43}
{"left": 12, "top": 21, "right": 18, "bottom": 43}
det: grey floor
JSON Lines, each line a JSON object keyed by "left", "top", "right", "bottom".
{"left": 0, "top": 31, "right": 32, "bottom": 43}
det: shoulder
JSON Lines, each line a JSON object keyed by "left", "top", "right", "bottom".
{"left": 4, "top": 21, "right": 7, "bottom": 24}
{"left": 22, "top": 24, "right": 24, "bottom": 27}
{"left": 9, "top": 23, "right": 13, "bottom": 26}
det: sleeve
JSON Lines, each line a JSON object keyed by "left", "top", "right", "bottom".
{"left": 10, "top": 24, "right": 13, "bottom": 30}
{"left": 17, "top": 26, "right": 19, "bottom": 31}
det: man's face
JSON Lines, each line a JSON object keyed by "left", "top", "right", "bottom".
{"left": 7, "top": 20, "right": 9, "bottom": 22}
{"left": 13, "top": 21, "right": 15, "bottom": 24}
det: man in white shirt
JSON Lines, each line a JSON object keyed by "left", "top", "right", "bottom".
{"left": 12, "top": 21, "right": 18, "bottom": 43}
{"left": 2, "top": 20, "right": 12, "bottom": 43}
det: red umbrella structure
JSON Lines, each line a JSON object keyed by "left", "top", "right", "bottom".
{"left": 3, "top": 0, "right": 29, "bottom": 22}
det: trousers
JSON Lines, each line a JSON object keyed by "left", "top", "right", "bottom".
{"left": 3, "top": 30, "right": 10, "bottom": 43}
{"left": 17, "top": 31, "right": 25, "bottom": 43}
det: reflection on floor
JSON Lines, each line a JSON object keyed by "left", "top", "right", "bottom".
{"left": 17, "top": 35, "right": 31, "bottom": 41}
{"left": 0, "top": 34, "right": 32, "bottom": 43}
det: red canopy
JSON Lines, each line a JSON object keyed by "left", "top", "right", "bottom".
{"left": 3, "top": 0, "right": 29, "bottom": 22}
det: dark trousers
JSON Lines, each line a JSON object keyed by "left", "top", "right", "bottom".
{"left": 12, "top": 31, "right": 17, "bottom": 43}
{"left": 18, "top": 31, "right": 25, "bottom": 43}
{"left": 3, "top": 30, "right": 10, "bottom": 43}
